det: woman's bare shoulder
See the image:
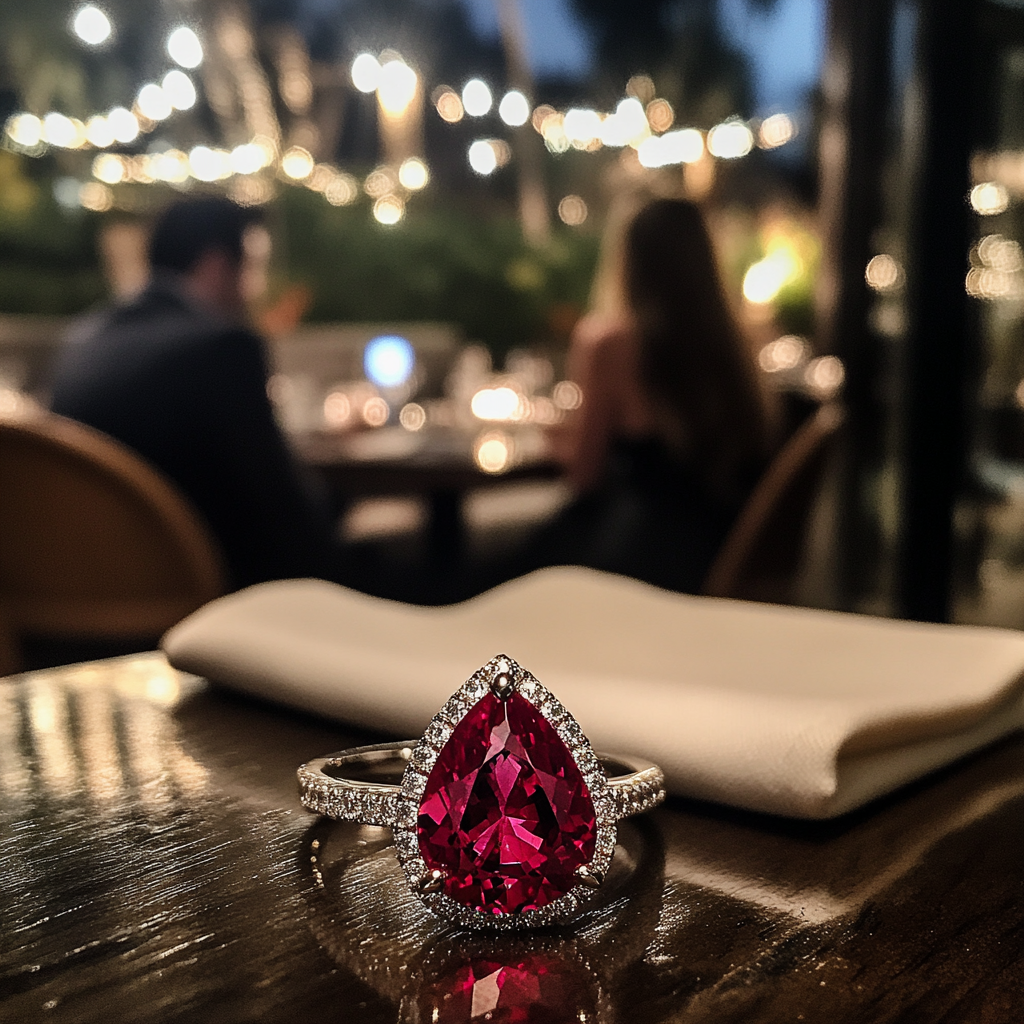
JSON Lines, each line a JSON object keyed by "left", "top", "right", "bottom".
{"left": 571, "top": 313, "right": 634, "bottom": 355}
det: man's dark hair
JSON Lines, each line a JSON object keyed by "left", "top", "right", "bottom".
{"left": 148, "top": 196, "right": 263, "bottom": 274}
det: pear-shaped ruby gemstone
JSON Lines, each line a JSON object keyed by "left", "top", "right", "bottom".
{"left": 417, "top": 691, "right": 597, "bottom": 915}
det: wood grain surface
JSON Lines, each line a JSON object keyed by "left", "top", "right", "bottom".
{"left": 1, "top": 653, "right": 1023, "bottom": 1022}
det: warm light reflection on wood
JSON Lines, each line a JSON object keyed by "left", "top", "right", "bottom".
{"left": 2, "top": 655, "right": 207, "bottom": 815}
{"left": 0, "top": 686, "right": 32, "bottom": 809}
{"left": 26, "top": 677, "right": 81, "bottom": 799}
{"left": 76, "top": 685, "right": 126, "bottom": 805}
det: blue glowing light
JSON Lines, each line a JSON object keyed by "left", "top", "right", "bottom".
{"left": 364, "top": 334, "right": 415, "bottom": 388}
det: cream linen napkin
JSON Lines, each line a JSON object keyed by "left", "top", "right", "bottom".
{"left": 162, "top": 566, "right": 1024, "bottom": 819}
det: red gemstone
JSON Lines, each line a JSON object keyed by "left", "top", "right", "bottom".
{"left": 417, "top": 692, "right": 597, "bottom": 915}
{"left": 420, "top": 954, "right": 598, "bottom": 1023}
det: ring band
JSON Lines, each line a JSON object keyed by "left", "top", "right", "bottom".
{"left": 297, "top": 654, "right": 666, "bottom": 930}
{"left": 298, "top": 743, "right": 666, "bottom": 827}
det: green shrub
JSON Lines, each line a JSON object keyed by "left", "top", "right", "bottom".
{"left": 276, "top": 185, "right": 599, "bottom": 359}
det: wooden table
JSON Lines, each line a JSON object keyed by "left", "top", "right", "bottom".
{"left": 295, "top": 427, "right": 560, "bottom": 561}
{"left": 2, "top": 654, "right": 1023, "bottom": 1023}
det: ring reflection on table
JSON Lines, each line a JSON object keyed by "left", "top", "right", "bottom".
{"left": 300, "top": 814, "right": 666, "bottom": 1023}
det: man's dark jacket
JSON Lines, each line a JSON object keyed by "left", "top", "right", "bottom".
{"left": 49, "top": 278, "right": 336, "bottom": 590}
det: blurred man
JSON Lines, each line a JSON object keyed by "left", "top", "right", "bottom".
{"left": 50, "top": 196, "right": 337, "bottom": 590}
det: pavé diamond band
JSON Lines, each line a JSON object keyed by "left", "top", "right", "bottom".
{"left": 297, "top": 654, "right": 666, "bottom": 930}
{"left": 297, "top": 745, "right": 665, "bottom": 829}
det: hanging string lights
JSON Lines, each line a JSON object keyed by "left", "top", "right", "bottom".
{"left": 3, "top": 14, "right": 798, "bottom": 223}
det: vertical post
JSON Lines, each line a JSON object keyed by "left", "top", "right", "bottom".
{"left": 815, "top": 0, "right": 895, "bottom": 610}
{"left": 495, "top": 0, "right": 551, "bottom": 246}
{"left": 895, "top": 0, "right": 979, "bottom": 621}
{"left": 378, "top": 76, "right": 425, "bottom": 167}
{"left": 209, "top": 1, "right": 281, "bottom": 149}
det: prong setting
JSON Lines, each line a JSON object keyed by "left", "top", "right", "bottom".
{"left": 489, "top": 656, "right": 517, "bottom": 700}
{"left": 575, "top": 865, "right": 604, "bottom": 889}
{"left": 416, "top": 869, "right": 445, "bottom": 894}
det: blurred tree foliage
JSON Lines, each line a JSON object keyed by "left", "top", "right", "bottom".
{"left": 0, "top": 162, "right": 599, "bottom": 356}
{"left": 252, "top": 0, "right": 497, "bottom": 76}
{"left": 276, "top": 184, "right": 599, "bottom": 358}
{"left": 0, "top": 151, "right": 104, "bottom": 314}
{"left": 0, "top": 0, "right": 168, "bottom": 120}
{"left": 569, "top": 0, "right": 776, "bottom": 124}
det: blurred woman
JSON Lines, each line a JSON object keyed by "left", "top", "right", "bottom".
{"left": 526, "top": 196, "right": 774, "bottom": 593}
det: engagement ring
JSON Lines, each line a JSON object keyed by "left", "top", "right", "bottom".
{"left": 297, "top": 654, "right": 666, "bottom": 930}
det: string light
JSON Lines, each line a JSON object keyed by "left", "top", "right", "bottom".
{"left": 362, "top": 396, "right": 390, "bottom": 427}
{"left": 557, "top": 195, "right": 587, "bottom": 226}
{"left": 708, "top": 120, "right": 754, "bottom": 159}
{"left": 471, "top": 386, "right": 522, "bottom": 420}
{"left": 638, "top": 128, "right": 703, "bottom": 168}
{"left": 150, "top": 150, "right": 189, "bottom": 183}
{"left": 398, "top": 158, "right": 429, "bottom": 190}
{"left": 42, "top": 113, "right": 84, "bottom": 148}
{"left": 84, "top": 115, "right": 113, "bottom": 147}
{"left": 468, "top": 140, "right": 498, "bottom": 175}
{"left": 5, "top": 113, "right": 42, "bottom": 148}
{"left": 167, "top": 26, "right": 203, "bottom": 69}
{"left": 373, "top": 195, "right": 405, "bottom": 225}
{"left": 230, "top": 143, "right": 267, "bottom": 175}
{"left": 865, "top": 254, "right": 903, "bottom": 292}
{"left": 307, "top": 164, "right": 336, "bottom": 192}
{"left": 363, "top": 166, "right": 398, "bottom": 198}
{"left": 377, "top": 60, "right": 418, "bottom": 117}
{"left": 475, "top": 431, "right": 512, "bottom": 473}
{"left": 324, "top": 391, "right": 352, "bottom": 429}
{"left": 188, "top": 146, "right": 229, "bottom": 182}
{"left": 92, "top": 153, "right": 125, "bottom": 184}
{"left": 79, "top": 181, "right": 112, "bottom": 211}
{"left": 498, "top": 90, "right": 530, "bottom": 127}
{"left": 399, "top": 403, "right": 426, "bottom": 431}
{"left": 804, "top": 356, "right": 845, "bottom": 399}
{"left": 162, "top": 70, "right": 196, "bottom": 111}
{"left": 625, "top": 74, "right": 655, "bottom": 104}
{"left": 645, "top": 98, "right": 674, "bottom": 133}
{"left": 280, "top": 146, "right": 314, "bottom": 180}
{"left": 759, "top": 113, "right": 795, "bottom": 149}
{"left": 136, "top": 84, "right": 172, "bottom": 122}
{"left": 759, "top": 335, "right": 807, "bottom": 372}
{"left": 325, "top": 174, "right": 359, "bottom": 206}
{"left": 970, "top": 182, "right": 1010, "bottom": 216}
{"left": 540, "top": 112, "right": 569, "bottom": 153}
{"left": 601, "top": 98, "right": 648, "bottom": 148}
{"left": 552, "top": 381, "right": 582, "bottom": 410}
{"left": 531, "top": 105, "right": 556, "bottom": 133}
{"left": 107, "top": 107, "right": 139, "bottom": 144}
{"left": 563, "top": 109, "right": 602, "bottom": 148}
{"left": 462, "top": 79, "right": 492, "bottom": 117}
{"left": 352, "top": 53, "right": 382, "bottom": 93}
{"left": 434, "top": 87, "right": 464, "bottom": 123}
{"left": 72, "top": 5, "right": 112, "bottom": 45}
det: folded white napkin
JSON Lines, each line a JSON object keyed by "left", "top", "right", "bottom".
{"left": 162, "top": 566, "right": 1024, "bottom": 819}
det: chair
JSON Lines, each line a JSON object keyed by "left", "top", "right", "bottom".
{"left": 0, "top": 410, "right": 225, "bottom": 674}
{"left": 701, "top": 402, "right": 844, "bottom": 604}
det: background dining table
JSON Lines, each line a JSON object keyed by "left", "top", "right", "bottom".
{"left": 1, "top": 652, "right": 1023, "bottom": 1023}
{"left": 295, "top": 425, "right": 560, "bottom": 561}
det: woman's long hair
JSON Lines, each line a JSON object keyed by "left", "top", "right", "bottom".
{"left": 619, "top": 198, "right": 771, "bottom": 502}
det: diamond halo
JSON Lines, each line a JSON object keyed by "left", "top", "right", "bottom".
{"left": 392, "top": 654, "right": 618, "bottom": 930}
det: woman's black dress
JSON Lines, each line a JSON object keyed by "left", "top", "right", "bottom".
{"left": 473, "top": 436, "right": 753, "bottom": 597}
